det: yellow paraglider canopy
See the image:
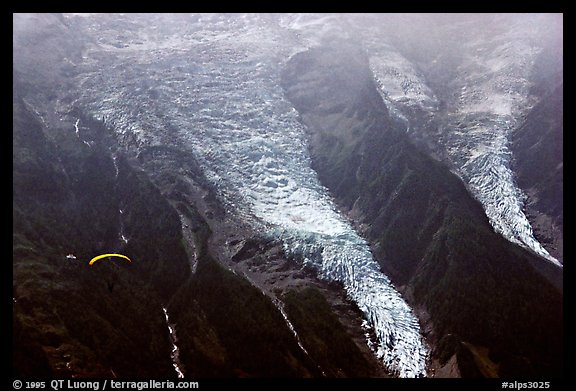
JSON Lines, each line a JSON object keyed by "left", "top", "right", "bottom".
{"left": 89, "top": 253, "right": 132, "bottom": 266}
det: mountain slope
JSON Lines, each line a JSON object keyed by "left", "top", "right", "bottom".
{"left": 13, "top": 13, "right": 563, "bottom": 378}
{"left": 13, "top": 91, "right": 184, "bottom": 376}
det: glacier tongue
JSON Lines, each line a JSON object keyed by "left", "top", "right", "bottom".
{"left": 462, "top": 135, "right": 562, "bottom": 267}
{"left": 279, "top": 230, "right": 428, "bottom": 377}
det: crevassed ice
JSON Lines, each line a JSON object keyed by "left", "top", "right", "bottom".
{"left": 278, "top": 229, "right": 428, "bottom": 377}
{"left": 75, "top": 14, "right": 428, "bottom": 377}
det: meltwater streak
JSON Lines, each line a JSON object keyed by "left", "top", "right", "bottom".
{"left": 162, "top": 307, "right": 185, "bottom": 378}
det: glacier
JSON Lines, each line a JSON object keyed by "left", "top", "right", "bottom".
{"left": 346, "top": 14, "right": 562, "bottom": 266}
{"left": 70, "top": 13, "right": 428, "bottom": 377}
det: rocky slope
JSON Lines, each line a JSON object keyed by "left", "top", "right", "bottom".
{"left": 511, "top": 80, "right": 563, "bottom": 260}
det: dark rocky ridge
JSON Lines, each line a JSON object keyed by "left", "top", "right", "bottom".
{"left": 511, "top": 81, "right": 563, "bottom": 261}
{"left": 281, "top": 41, "right": 563, "bottom": 377}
